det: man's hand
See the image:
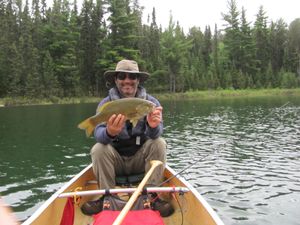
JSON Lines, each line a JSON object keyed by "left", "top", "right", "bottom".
{"left": 147, "top": 106, "right": 163, "bottom": 128}
{"left": 106, "top": 114, "right": 126, "bottom": 137}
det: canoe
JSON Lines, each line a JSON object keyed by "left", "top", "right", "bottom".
{"left": 22, "top": 164, "right": 224, "bottom": 225}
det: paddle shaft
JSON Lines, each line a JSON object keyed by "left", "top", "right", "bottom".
{"left": 112, "top": 160, "right": 163, "bottom": 225}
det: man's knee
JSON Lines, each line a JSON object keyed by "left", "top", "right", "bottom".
{"left": 150, "top": 137, "right": 167, "bottom": 151}
{"left": 144, "top": 138, "right": 167, "bottom": 160}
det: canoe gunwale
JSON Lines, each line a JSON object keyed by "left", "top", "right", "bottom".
{"left": 166, "top": 165, "right": 224, "bottom": 225}
{"left": 22, "top": 164, "right": 93, "bottom": 225}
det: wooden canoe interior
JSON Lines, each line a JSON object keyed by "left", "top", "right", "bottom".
{"left": 26, "top": 166, "right": 219, "bottom": 225}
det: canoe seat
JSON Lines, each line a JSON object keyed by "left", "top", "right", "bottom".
{"left": 115, "top": 173, "right": 145, "bottom": 186}
{"left": 85, "top": 173, "right": 145, "bottom": 187}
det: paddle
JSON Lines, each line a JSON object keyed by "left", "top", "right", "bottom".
{"left": 112, "top": 160, "right": 163, "bottom": 225}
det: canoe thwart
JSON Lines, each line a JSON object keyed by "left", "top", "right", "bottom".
{"left": 58, "top": 187, "right": 189, "bottom": 198}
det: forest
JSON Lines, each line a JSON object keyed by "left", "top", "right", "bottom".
{"left": 0, "top": 0, "right": 300, "bottom": 98}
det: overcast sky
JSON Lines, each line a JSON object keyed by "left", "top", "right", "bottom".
{"left": 45, "top": 0, "right": 299, "bottom": 32}
{"left": 138, "top": 0, "right": 300, "bottom": 32}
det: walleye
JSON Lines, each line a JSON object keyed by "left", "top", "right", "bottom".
{"left": 78, "top": 98, "right": 156, "bottom": 137}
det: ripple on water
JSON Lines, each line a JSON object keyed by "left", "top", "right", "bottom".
{"left": 166, "top": 102, "right": 300, "bottom": 225}
{"left": 2, "top": 99, "right": 300, "bottom": 224}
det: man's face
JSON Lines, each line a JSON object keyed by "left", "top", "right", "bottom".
{"left": 115, "top": 72, "right": 140, "bottom": 98}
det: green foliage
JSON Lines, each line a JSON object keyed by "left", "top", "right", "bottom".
{"left": 279, "top": 71, "right": 299, "bottom": 88}
{"left": 0, "top": 0, "right": 299, "bottom": 99}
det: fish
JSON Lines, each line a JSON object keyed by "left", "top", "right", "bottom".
{"left": 78, "top": 98, "right": 156, "bottom": 137}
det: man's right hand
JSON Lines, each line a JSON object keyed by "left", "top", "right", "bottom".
{"left": 106, "top": 114, "right": 126, "bottom": 137}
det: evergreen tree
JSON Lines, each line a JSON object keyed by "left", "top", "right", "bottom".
{"left": 269, "top": 19, "right": 287, "bottom": 86}
{"left": 286, "top": 18, "right": 300, "bottom": 77}
{"left": 131, "top": 0, "right": 144, "bottom": 58}
{"left": 160, "top": 16, "right": 191, "bottom": 92}
{"left": 40, "top": 0, "right": 79, "bottom": 96}
{"left": 211, "top": 24, "right": 221, "bottom": 88}
{"left": 91, "top": 0, "right": 107, "bottom": 95}
{"left": 222, "top": 0, "right": 241, "bottom": 73}
{"left": 41, "top": 50, "right": 60, "bottom": 97}
{"left": 0, "top": 1, "right": 9, "bottom": 96}
{"left": 106, "top": 0, "right": 140, "bottom": 63}
{"left": 78, "top": 0, "right": 94, "bottom": 94}
{"left": 1, "top": 0, "right": 300, "bottom": 98}
{"left": 19, "top": 0, "right": 39, "bottom": 96}
{"left": 239, "top": 7, "right": 256, "bottom": 87}
{"left": 253, "top": 5, "right": 270, "bottom": 87}
{"left": 78, "top": 0, "right": 105, "bottom": 95}
{"left": 7, "top": 43, "right": 23, "bottom": 96}
{"left": 202, "top": 26, "right": 212, "bottom": 71}
{"left": 147, "top": 7, "right": 161, "bottom": 71}
{"left": 140, "top": 7, "right": 164, "bottom": 92}
{"left": 186, "top": 26, "right": 206, "bottom": 90}
{"left": 0, "top": 0, "right": 19, "bottom": 96}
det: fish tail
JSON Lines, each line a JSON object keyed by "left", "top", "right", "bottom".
{"left": 78, "top": 118, "right": 95, "bottom": 137}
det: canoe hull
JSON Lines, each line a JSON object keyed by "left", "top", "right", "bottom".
{"left": 22, "top": 164, "right": 224, "bottom": 225}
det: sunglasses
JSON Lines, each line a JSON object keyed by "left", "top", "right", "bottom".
{"left": 116, "top": 72, "right": 138, "bottom": 80}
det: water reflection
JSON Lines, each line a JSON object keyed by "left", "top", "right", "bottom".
{"left": 0, "top": 97, "right": 300, "bottom": 224}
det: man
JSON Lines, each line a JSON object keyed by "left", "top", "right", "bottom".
{"left": 81, "top": 59, "right": 174, "bottom": 217}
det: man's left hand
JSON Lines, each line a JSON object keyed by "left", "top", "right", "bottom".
{"left": 147, "top": 106, "right": 163, "bottom": 128}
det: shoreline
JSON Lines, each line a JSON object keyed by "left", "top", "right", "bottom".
{"left": 1, "top": 88, "right": 300, "bottom": 107}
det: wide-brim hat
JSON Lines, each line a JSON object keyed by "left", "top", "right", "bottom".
{"left": 104, "top": 59, "right": 150, "bottom": 84}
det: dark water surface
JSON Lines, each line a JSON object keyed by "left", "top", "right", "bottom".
{"left": 1, "top": 96, "right": 299, "bottom": 224}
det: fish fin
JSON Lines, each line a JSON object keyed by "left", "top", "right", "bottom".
{"left": 78, "top": 118, "right": 95, "bottom": 137}
{"left": 96, "top": 101, "right": 111, "bottom": 113}
{"left": 131, "top": 119, "right": 138, "bottom": 127}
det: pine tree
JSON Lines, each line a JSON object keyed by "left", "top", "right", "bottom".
{"left": 286, "top": 18, "right": 300, "bottom": 77}
{"left": 253, "top": 5, "right": 270, "bottom": 87}
{"left": 38, "top": 0, "right": 80, "bottom": 97}
{"left": 186, "top": 26, "right": 206, "bottom": 90}
{"left": 211, "top": 24, "right": 221, "bottom": 88}
{"left": 19, "top": 0, "right": 39, "bottom": 96}
{"left": 202, "top": 26, "right": 212, "bottom": 71}
{"left": 161, "top": 16, "right": 191, "bottom": 92}
{"left": 106, "top": 0, "right": 140, "bottom": 63}
{"left": 41, "top": 50, "right": 60, "bottom": 97}
{"left": 269, "top": 19, "right": 287, "bottom": 86}
{"left": 78, "top": 0, "right": 105, "bottom": 95}
{"left": 222, "top": 0, "right": 241, "bottom": 73}
{"left": 0, "top": 0, "right": 20, "bottom": 96}
{"left": 148, "top": 7, "right": 161, "bottom": 71}
{"left": 239, "top": 7, "right": 256, "bottom": 87}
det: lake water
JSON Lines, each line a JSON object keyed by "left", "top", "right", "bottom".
{"left": 0, "top": 96, "right": 299, "bottom": 224}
